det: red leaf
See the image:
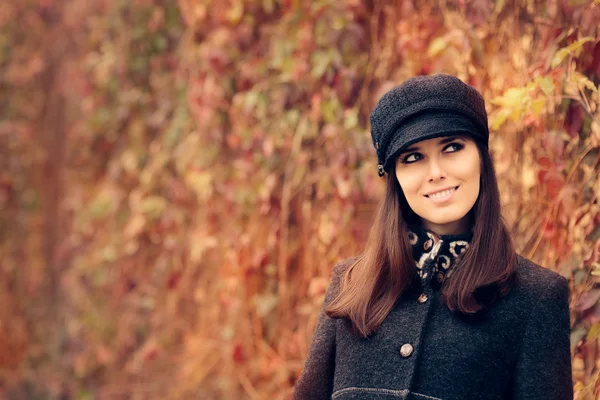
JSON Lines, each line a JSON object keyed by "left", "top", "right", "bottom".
{"left": 564, "top": 104, "right": 583, "bottom": 138}
{"left": 588, "top": 42, "right": 600, "bottom": 76}
{"left": 232, "top": 343, "right": 245, "bottom": 364}
{"left": 537, "top": 156, "right": 553, "bottom": 170}
{"left": 543, "top": 220, "right": 555, "bottom": 239}
{"left": 166, "top": 271, "right": 181, "bottom": 290}
{"left": 537, "top": 170, "right": 547, "bottom": 184}
{"left": 545, "top": 171, "right": 564, "bottom": 198}
{"left": 144, "top": 348, "right": 158, "bottom": 362}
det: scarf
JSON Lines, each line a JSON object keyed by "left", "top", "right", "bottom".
{"left": 407, "top": 225, "right": 474, "bottom": 290}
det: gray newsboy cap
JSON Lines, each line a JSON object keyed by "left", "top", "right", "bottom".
{"left": 370, "top": 74, "right": 489, "bottom": 177}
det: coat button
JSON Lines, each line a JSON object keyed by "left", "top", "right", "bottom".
{"left": 436, "top": 272, "right": 445, "bottom": 283}
{"left": 417, "top": 293, "right": 428, "bottom": 304}
{"left": 400, "top": 343, "right": 413, "bottom": 357}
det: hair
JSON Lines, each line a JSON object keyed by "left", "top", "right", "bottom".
{"left": 325, "top": 139, "right": 517, "bottom": 338}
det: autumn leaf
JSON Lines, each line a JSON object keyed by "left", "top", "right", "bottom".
{"left": 551, "top": 36, "right": 595, "bottom": 68}
{"left": 427, "top": 36, "right": 449, "bottom": 57}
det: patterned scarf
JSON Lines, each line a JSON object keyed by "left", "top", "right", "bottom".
{"left": 407, "top": 225, "right": 474, "bottom": 290}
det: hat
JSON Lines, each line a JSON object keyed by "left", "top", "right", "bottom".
{"left": 369, "top": 74, "right": 489, "bottom": 177}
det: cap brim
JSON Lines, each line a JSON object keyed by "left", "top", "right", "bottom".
{"left": 383, "top": 112, "right": 480, "bottom": 171}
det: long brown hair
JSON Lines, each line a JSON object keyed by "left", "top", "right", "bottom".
{"left": 326, "top": 141, "right": 517, "bottom": 338}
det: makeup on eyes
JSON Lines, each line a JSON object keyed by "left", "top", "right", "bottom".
{"left": 400, "top": 136, "right": 466, "bottom": 153}
{"left": 399, "top": 141, "right": 465, "bottom": 164}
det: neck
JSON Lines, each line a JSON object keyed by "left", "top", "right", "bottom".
{"left": 407, "top": 225, "right": 474, "bottom": 288}
{"left": 421, "top": 217, "right": 472, "bottom": 236}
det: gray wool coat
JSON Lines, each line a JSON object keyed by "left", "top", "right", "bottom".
{"left": 292, "top": 248, "right": 573, "bottom": 400}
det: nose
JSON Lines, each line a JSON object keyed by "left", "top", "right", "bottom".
{"left": 427, "top": 157, "right": 446, "bottom": 182}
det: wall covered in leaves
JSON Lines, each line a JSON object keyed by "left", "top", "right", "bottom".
{"left": 1, "top": 0, "right": 600, "bottom": 398}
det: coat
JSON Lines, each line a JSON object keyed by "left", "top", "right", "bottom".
{"left": 292, "top": 232, "right": 573, "bottom": 400}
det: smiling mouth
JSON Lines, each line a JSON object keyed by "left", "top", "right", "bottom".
{"left": 425, "top": 186, "right": 459, "bottom": 199}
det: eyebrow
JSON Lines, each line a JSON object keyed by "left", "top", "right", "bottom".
{"left": 398, "top": 135, "right": 466, "bottom": 155}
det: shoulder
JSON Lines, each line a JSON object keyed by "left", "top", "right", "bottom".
{"left": 512, "top": 254, "right": 570, "bottom": 304}
{"left": 332, "top": 256, "right": 359, "bottom": 277}
{"left": 324, "top": 256, "right": 359, "bottom": 299}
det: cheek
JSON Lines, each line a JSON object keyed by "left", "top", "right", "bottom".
{"left": 458, "top": 155, "right": 481, "bottom": 200}
{"left": 455, "top": 150, "right": 481, "bottom": 183}
{"left": 396, "top": 171, "right": 423, "bottom": 195}
{"left": 459, "top": 165, "right": 480, "bottom": 185}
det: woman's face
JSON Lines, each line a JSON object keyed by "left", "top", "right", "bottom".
{"left": 395, "top": 135, "right": 481, "bottom": 235}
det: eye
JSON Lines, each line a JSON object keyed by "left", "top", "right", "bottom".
{"left": 401, "top": 152, "right": 422, "bottom": 164}
{"left": 443, "top": 142, "right": 464, "bottom": 153}
{"left": 398, "top": 142, "right": 464, "bottom": 164}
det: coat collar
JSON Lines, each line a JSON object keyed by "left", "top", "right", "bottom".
{"left": 407, "top": 225, "right": 473, "bottom": 289}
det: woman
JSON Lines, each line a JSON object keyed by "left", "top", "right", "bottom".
{"left": 292, "top": 74, "right": 572, "bottom": 400}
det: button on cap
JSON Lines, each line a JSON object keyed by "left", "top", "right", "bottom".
{"left": 417, "top": 293, "right": 428, "bottom": 304}
{"left": 400, "top": 343, "right": 413, "bottom": 357}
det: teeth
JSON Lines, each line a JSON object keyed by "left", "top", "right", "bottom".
{"left": 429, "top": 187, "right": 456, "bottom": 199}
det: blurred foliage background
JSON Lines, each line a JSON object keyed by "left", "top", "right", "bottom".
{"left": 1, "top": 0, "right": 600, "bottom": 399}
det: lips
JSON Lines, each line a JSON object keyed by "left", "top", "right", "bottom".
{"left": 424, "top": 186, "right": 459, "bottom": 198}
